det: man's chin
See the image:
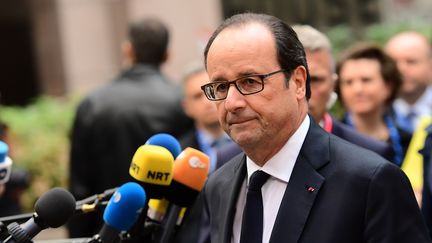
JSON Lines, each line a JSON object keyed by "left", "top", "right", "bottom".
{"left": 230, "top": 132, "right": 257, "bottom": 147}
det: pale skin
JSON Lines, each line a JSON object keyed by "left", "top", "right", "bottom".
{"left": 205, "top": 23, "right": 308, "bottom": 166}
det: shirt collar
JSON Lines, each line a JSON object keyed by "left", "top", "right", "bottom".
{"left": 196, "top": 129, "right": 214, "bottom": 146}
{"left": 196, "top": 128, "right": 230, "bottom": 147}
{"left": 246, "top": 115, "right": 310, "bottom": 183}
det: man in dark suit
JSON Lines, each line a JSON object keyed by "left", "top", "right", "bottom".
{"left": 194, "top": 13, "right": 430, "bottom": 243}
{"left": 67, "top": 18, "right": 192, "bottom": 237}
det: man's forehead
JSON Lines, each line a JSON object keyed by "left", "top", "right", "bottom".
{"left": 212, "top": 22, "right": 272, "bottom": 47}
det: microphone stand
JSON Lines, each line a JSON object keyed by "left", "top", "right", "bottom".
{"left": 125, "top": 205, "right": 149, "bottom": 243}
{"left": 76, "top": 188, "right": 117, "bottom": 207}
{"left": 0, "top": 214, "right": 33, "bottom": 226}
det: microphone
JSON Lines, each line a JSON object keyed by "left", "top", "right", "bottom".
{"left": 0, "top": 141, "right": 12, "bottom": 185}
{"left": 158, "top": 147, "right": 210, "bottom": 243}
{"left": 128, "top": 133, "right": 180, "bottom": 243}
{"left": 129, "top": 145, "right": 174, "bottom": 199}
{"left": 90, "top": 182, "right": 146, "bottom": 243}
{"left": 165, "top": 147, "right": 209, "bottom": 206}
{"left": 3, "top": 187, "right": 76, "bottom": 243}
{"left": 145, "top": 133, "right": 181, "bottom": 158}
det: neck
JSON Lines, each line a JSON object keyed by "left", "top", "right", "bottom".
{"left": 350, "top": 110, "right": 388, "bottom": 141}
{"left": 244, "top": 110, "right": 308, "bottom": 166}
{"left": 400, "top": 86, "right": 427, "bottom": 105}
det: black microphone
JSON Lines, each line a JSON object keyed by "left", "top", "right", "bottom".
{"left": 3, "top": 187, "right": 76, "bottom": 243}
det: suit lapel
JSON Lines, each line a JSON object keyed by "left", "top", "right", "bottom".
{"left": 270, "top": 120, "right": 329, "bottom": 243}
{"left": 218, "top": 154, "right": 247, "bottom": 243}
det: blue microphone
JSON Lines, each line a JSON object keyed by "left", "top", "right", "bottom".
{"left": 93, "top": 182, "right": 146, "bottom": 243}
{"left": 145, "top": 133, "right": 181, "bottom": 158}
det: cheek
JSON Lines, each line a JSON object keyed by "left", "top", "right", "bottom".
{"left": 340, "top": 87, "right": 355, "bottom": 105}
{"left": 340, "top": 86, "right": 353, "bottom": 97}
{"left": 316, "top": 86, "right": 331, "bottom": 99}
{"left": 369, "top": 83, "right": 388, "bottom": 100}
{"left": 215, "top": 102, "right": 226, "bottom": 120}
{"left": 379, "top": 87, "right": 391, "bottom": 103}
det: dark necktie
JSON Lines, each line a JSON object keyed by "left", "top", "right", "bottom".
{"left": 240, "top": 170, "right": 270, "bottom": 243}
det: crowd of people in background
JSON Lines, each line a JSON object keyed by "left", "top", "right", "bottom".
{"left": 0, "top": 11, "right": 431, "bottom": 243}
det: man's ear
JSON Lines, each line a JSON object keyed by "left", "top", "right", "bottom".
{"left": 121, "top": 41, "right": 136, "bottom": 67}
{"left": 293, "top": 66, "right": 307, "bottom": 99}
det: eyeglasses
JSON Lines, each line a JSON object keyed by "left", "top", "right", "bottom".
{"left": 201, "top": 69, "right": 287, "bottom": 101}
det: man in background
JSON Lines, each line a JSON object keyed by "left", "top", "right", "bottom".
{"left": 385, "top": 31, "right": 432, "bottom": 133}
{"left": 386, "top": 31, "right": 432, "bottom": 216}
{"left": 179, "top": 63, "right": 232, "bottom": 174}
{"left": 68, "top": 18, "right": 192, "bottom": 237}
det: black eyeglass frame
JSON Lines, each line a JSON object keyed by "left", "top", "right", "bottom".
{"left": 200, "top": 69, "right": 287, "bottom": 101}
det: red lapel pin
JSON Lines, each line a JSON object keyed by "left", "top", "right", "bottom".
{"left": 306, "top": 186, "right": 315, "bottom": 192}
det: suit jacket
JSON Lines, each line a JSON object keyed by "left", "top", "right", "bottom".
{"left": 202, "top": 121, "right": 430, "bottom": 243}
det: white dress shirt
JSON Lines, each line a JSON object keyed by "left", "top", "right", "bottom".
{"left": 231, "top": 115, "right": 310, "bottom": 243}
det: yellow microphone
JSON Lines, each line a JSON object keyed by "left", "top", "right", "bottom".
{"left": 129, "top": 144, "right": 174, "bottom": 199}
{"left": 147, "top": 147, "right": 209, "bottom": 222}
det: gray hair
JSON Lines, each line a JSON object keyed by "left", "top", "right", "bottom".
{"left": 292, "top": 25, "right": 332, "bottom": 52}
{"left": 292, "top": 24, "right": 334, "bottom": 72}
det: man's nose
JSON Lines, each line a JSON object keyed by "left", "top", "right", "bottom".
{"left": 224, "top": 84, "right": 246, "bottom": 111}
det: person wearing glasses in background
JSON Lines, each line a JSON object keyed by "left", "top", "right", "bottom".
{"left": 176, "top": 12, "right": 430, "bottom": 243}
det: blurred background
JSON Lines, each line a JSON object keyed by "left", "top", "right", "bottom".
{"left": 0, "top": 0, "right": 430, "bottom": 217}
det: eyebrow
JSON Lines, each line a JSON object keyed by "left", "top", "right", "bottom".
{"left": 211, "top": 69, "right": 261, "bottom": 82}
